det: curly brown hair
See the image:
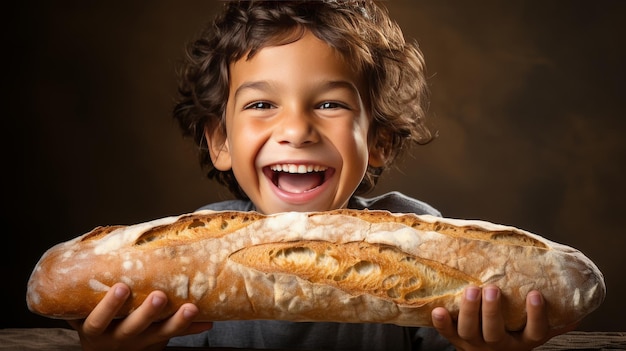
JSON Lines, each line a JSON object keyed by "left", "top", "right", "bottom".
{"left": 173, "top": 0, "right": 435, "bottom": 199}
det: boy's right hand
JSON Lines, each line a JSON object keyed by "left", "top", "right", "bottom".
{"left": 67, "top": 283, "right": 213, "bottom": 351}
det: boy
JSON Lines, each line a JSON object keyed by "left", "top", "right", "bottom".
{"left": 68, "top": 1, "right": 572, "bottom": 350}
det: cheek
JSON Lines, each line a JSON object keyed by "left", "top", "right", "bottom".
{"left": 334, "top": 121, "right": 371, "bottom": 171}
{"left": 229, "top": 117, "right": 264, "bottom": 154}
{"left": 353, "top": 119, "right": 373, "bottom": 158}
{"left": 227, "top": 120, "right": 274, "bottom": 191}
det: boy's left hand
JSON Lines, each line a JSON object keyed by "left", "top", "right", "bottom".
{"left": 431, "top": 285, "right": 578, "bottom": 351}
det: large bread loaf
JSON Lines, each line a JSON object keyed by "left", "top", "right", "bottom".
{"left": 26, "top": 209, "right": 605, "bottom": 330}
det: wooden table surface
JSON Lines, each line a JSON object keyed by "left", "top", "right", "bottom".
{"left": 1, "top": 328, "right": 624, "bottom": 350}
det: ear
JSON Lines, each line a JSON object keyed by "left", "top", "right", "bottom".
{"left": 368, "top": 147, "right": 386, "bottom": 168}
{"left": 204, "top": 124, "right": 232, "bottom": 171}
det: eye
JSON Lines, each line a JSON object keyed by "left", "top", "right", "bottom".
{"left": 244, "top": 101, "right": 275, "bottom": 110}
{"left": 318, "top": 101, "right": 347, "bottom": 110}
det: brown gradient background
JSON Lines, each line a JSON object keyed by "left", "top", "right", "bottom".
{"left": 6, "top": 1, "right": 625, "bottom": 332}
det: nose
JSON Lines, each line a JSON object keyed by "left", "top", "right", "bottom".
{"left": 273, "top": 109, "right": 320, "bottom": 147}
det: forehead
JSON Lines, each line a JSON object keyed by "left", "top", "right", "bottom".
{"left": 228, "top": 31, "right": 365, "bottom": 94}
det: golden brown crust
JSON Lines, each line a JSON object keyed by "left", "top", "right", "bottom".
{"left": 133, "top": 211, "right": 265, "bottom": 247}
{"left": 26, "top": 209, "right": 605, "bottom": 330}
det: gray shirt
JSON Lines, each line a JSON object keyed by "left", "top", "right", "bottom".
{"left": 168, "top": 191, "right": 453, "bottom": 350}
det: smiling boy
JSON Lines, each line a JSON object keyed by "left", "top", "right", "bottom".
{"left": 208, "top": 31, "right": 380, "bottom": 214}
{"left": 68, "top": 2, "right": 571, "bottom": 350}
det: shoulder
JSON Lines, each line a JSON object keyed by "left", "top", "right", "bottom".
{"left": 195, "top": 192, "right": 440, "bottom": 216}
{"left": 196, "top": 199, "right": 255, "bottom": 212}
{"left": 350, "top": 191, "right": 441, "bottom": 216}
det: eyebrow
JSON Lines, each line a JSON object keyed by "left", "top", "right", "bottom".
{"left": 233, "top": 80, "right": 362, "bottom": 100}
{"left": 233, "top": 81, "right": 273, "bottom": 100}
{"left": 322, "top": 80, "right": 361, "bottom": 97}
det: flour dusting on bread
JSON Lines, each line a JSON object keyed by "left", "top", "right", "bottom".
{"left": 26, "top": 209, "right": 605, "bottom": 330}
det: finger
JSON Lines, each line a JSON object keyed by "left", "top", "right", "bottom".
{"left": 155, "top": 303, "right": 213, "bottom": 337}
{"left": 522, "top": 291, "right": 550, "bottom": 345}
{"left": 81, "top": 283, "right": 131, "bottom": 335}
{"left": 113, "top": 291, "right": 169, "bottom": 339}
{"left": 431, "top": 307, "right": 458, "bottom": 341}
{"left": 480, "top": 285, "right": 507, "bottom": 344}
{"left": 456, "top": 286, "right": 482, "bottom": 341}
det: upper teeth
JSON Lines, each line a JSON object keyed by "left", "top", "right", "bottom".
{"left": 270, "top": 164, "right": 328, "bottom": 173}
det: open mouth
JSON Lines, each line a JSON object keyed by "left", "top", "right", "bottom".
{"left": 264, "top": 164, "right": 334, "bottom": 194}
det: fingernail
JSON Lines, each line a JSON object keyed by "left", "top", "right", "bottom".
{"left": 152, "top": 295, "right": 166, "bottom": 307}
{"left": 114, "top": 286, "right": 129, "bottom": 299}
{"left": 465, "top": 287, "right": 480, "bottom": 301}
{"left": 484, "top": 287, "right": 499, "bottom": 301}
{"left": 431, "top": 309, "right": 446, "bottom": 322}
{"left": 183, "top": 307, "right": 197, "bottom": 320}
{"left": 529, "top": 292, "right": 543, "bottom": 306}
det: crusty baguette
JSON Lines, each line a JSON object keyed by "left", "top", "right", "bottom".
{"left": 26, "top": 209, "right": 605, "bottom": 330}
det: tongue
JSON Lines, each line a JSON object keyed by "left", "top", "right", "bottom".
{"left": 277, "top": 172, "right": 323, "bottom": 193}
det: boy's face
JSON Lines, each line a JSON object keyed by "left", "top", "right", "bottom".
{"left": 207, "top": 31, "right": 383, "bottom": 214}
